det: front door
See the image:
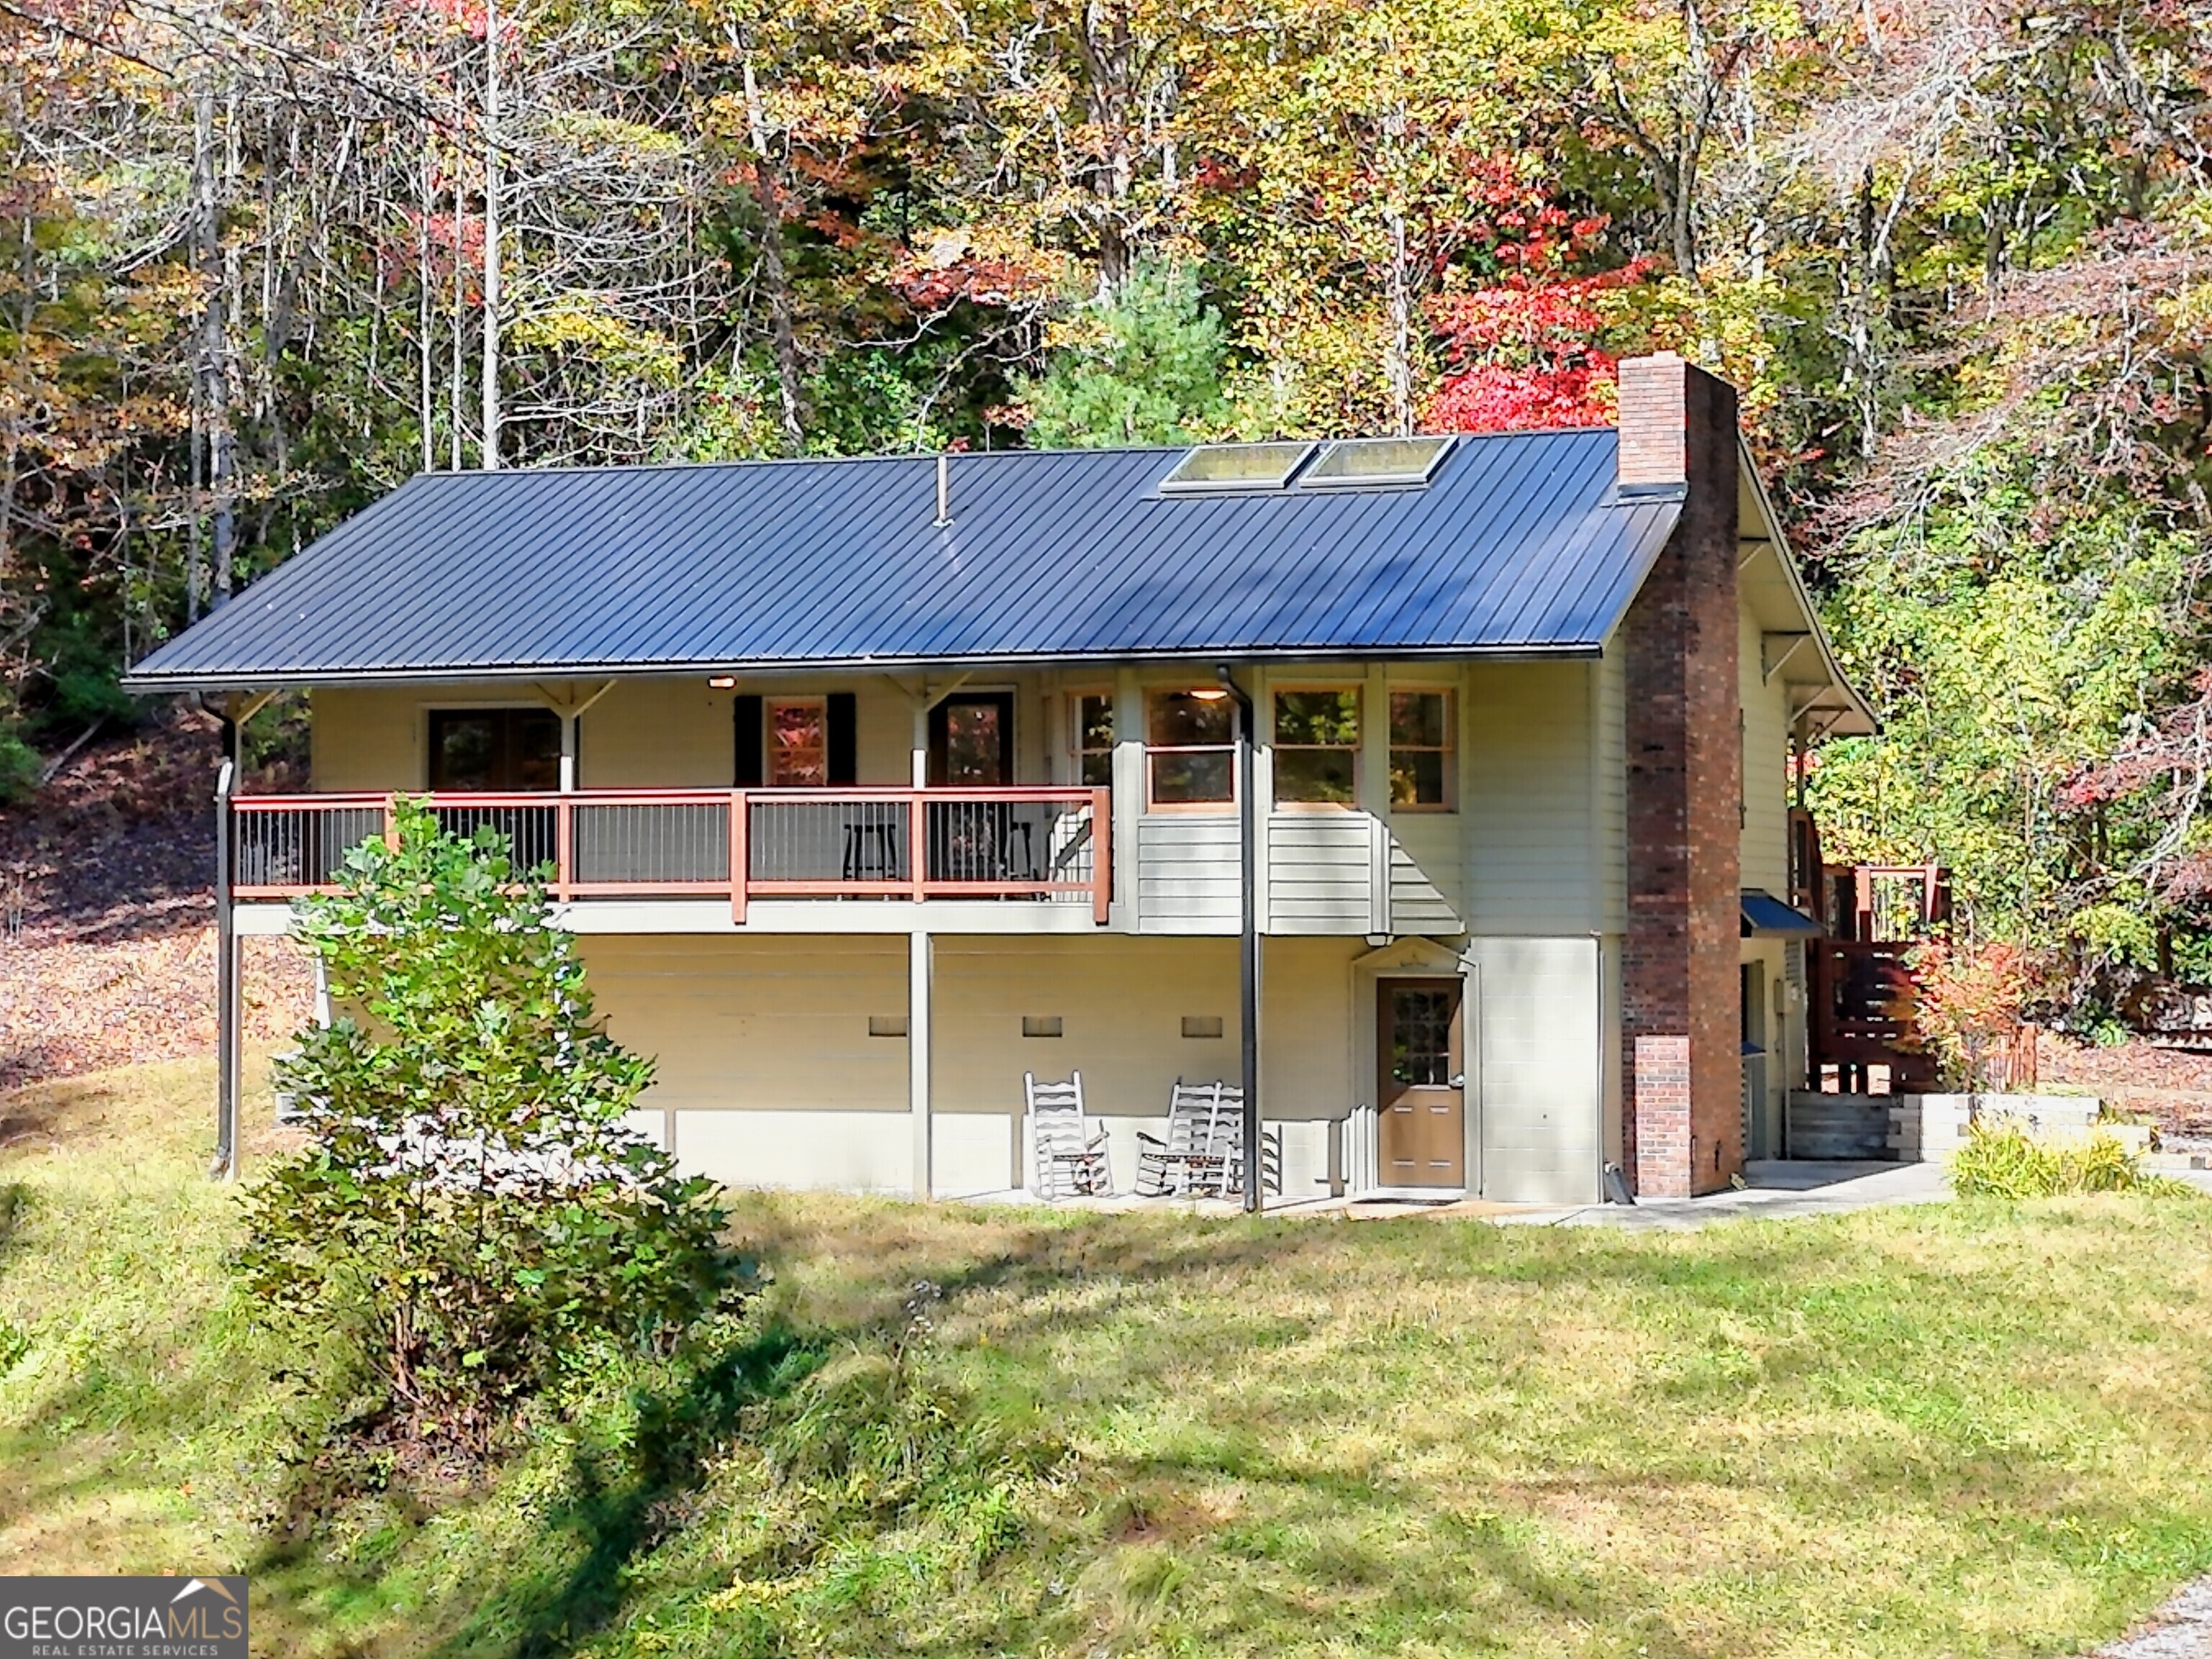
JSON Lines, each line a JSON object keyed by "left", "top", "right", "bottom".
{"left": 1378, "top": 978, "right": 1466, "bottom": 1189}
{"left": 928, "top": 692, "right": 1014, "bottom": 786}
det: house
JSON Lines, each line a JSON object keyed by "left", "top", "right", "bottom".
{"left": 125, "top": 353, "right": 1871, "bottom": 1205}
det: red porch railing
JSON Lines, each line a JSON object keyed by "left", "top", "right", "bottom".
{"left": 230, "top": 787, "right": 1112, "bottom": 925}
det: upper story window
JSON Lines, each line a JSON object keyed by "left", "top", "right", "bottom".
{"left": 1388, "top": 690, "right": 1455, "bottom": 811}
{"left": 1146, "top": 689, "right": 1236, "bottom": 807}
{"left": 770, "top": 698, "right": 828, "bottom": 787}
{"left": 1070, "top": 692, "right": 1115, "bottom": 788}
{"left": 428, "top": 707, "right": 559, "bottom": 792}
{"left": 1272, "top": 689, "right": 1359, "bottom": 806}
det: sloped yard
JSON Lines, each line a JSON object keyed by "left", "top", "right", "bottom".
{"left": 3, "top": 1057, "right": 2212, "bottom": 1658}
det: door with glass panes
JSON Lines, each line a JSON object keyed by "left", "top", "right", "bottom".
{"left": 1377, "top": 978, "right": 1466, "bottom": 1188}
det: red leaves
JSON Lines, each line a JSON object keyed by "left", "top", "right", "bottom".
{"left": 1421, "top": 361, "right": 1616, "bottom": 432}
{"left": 1421, "top": 253, "right": 1655, "bottom": 433}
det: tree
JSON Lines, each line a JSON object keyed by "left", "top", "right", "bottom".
{"left": 1020, "top": 260, "right": 1226, "bottom": 446}
{"left": 236, "top": 803, "right": 745, "bottom": 1454}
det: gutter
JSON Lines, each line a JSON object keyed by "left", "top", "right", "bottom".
{"left": 122, "top": 641, "right": 1614, "bottom": 698}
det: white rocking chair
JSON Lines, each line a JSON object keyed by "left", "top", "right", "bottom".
{"left": 1026, "top": 1071, "right": 1112, "bottom": 1199}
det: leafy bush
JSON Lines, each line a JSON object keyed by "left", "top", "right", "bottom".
{"left": 0, "top": 724, "right": 39, "bottom": 805}
{"left": 235, "top": 800, "right": 746, "bottom": 1454}
{"left": 1908, "top": 935, "right": 2038, "bottom": 1090}
{"left": 1948, "top": 1120, "right": 2193, "bottom": 1200}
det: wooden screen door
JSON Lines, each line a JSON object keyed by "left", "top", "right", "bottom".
{"left": 1377, "top": 978, "right": 1466, "bottom": 1188}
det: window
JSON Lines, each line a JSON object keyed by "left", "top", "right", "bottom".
{"left": 1272, "top": 688, "right": 1359, "bottom": 805}
{"left": 1022, "top": 1015, "right": 1064, "bottom": 1038}
{"left": 1156, "top": 441, "right": 1315, "bottom": 493}
{"left": 1181, "top": 1015, "right": 1224, "bottom": 1039}
{"left": 428, "top": 708, "right": 560, "bottom": 792}
{"left": 1070, "top": 692, "right": 1115, "bottom": 788}
{"left": 1146, "top": 689, "right": 1237, "bottom": 806}
{"left": 1298, "top": 436, "right": 1453, "bottom": 489}
{"left": 1388, "top": 691, "right": 1455, "bottom": 810}
{"left": 769, "top": 698, "right": 827, "bottom": 787}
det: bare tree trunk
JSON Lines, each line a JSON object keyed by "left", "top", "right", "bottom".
{"left": 451, "top": 167, "right": 466, "bottom": 472}
{"left": 481, "top": 0, "right": 503, "bottom": 469}
{"left": 420, "top": 142, "right": 436, "bottom": 471}
{"left": 1385, "top": 206, "right": 1413, "bottom": 436}
{"left": 735, "top": 39, "right": 804, "bottom": 449}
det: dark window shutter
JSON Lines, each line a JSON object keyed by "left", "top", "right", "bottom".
{"left": 827, "top": 692, "right": 858, "bottom": 786}
{"left": 733, "top": 695, "right": 763, "bottom": 786}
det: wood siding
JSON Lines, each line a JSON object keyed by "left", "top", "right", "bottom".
{"left": 1462, "top": 660, "right": 1605, "bottom": 935}
{"left": 1388, "top": 817, "right": 1463, "bottom": 933}
{"left": 1136, "top": 816, "right": 1241, "bottom": 933}
{"left": 1266, "top": 814, "right": 1373, "bottom": 932}
{"left": 1739, "top": 602, "right": 1792, "bottom": 896}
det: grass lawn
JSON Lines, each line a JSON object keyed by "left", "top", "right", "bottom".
{"left": 4, "top": 1058, "right": 2212, "bottom": 1658}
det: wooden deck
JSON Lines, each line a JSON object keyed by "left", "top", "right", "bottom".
{"left": 230, "top": 787, "right": 1112, "bottom": 924}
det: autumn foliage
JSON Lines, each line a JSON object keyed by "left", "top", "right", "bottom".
{"left": 1421, "top": 192, "right": 1651, "bottom": 433}
{"left": 1907, "top": 937, "right": 2040, "bottom": 1093}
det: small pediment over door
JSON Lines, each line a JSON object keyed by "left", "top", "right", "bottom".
{"left": 1352, "top": 937, "right": 1465, "bottom": 978}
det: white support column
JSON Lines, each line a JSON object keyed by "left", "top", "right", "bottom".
{"left": 559, "top": 711, "right": 577, "bottom": 792}
{"left": 909, "top": 930, "right": 932, "bottom": 1198}
{"left": 1360, "top": 663, "right": 1390, "bottom": 938}
{"left": 912, "top": 688, "right": 930, "bottom": 788}
{"left": 1112, "top": 667, "right": 1141, "bottom": 930}
{"left": 1249, "top": 664, "right": 1271, "bottom": 928}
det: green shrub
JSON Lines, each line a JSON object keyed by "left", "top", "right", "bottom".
{"left": 0, "top": 727, "right": 39, "bottom": 805}
{"left": 235, "top": 800, "right": 747, "bottom": 1455}
{"left": 1948, "top": 1119, "right": 2193, "bottom": 1199}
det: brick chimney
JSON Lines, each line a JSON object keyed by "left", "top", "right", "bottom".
{"left": 1616, "top": 350, "right": 1692, "bottom": 491}
{"left": 1613, "top": 351, "right": 1744, "bottom": 1197}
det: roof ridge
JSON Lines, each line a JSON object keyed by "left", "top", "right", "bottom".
{"left": 397, "top": 426, "right": 1614, "bottom": 482}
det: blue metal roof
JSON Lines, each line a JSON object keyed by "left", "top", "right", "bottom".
{"left": 124, "top": 430, "right": 1683, "bottom": 690}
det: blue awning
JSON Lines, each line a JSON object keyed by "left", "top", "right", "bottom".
{"left": 1741, "top": 890, "right": 1822, "bottom": 938}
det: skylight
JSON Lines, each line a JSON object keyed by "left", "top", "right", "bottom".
{"left": 1157, "top": 441, "right": 1316, "bottom": 493}
{"left": 1298, "top": 436, "right": 1454, "bottom": 489}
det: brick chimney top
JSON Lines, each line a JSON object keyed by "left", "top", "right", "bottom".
{"left": 1616, "top": 351, "right": 1691, "bottom": 493}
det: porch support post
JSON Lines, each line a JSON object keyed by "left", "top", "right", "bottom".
{"left": 210, "top": 717, "right": 241, "bottom": 1182}
{"left": 909, "top": 929, "right": 932, "bottom": 1199}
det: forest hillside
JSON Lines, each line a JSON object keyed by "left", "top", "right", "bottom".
{"left": 4, "top": 0, "right": 2211, "bottom": 1020}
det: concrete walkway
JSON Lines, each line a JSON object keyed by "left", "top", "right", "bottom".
{"left": 2090, "top": 1577, "right": 2212, "bottom": 1658}
{"left": 976, "top": 1159, "right": 2209, "bottom": 1226}
{"left": 1493, "top": 1159, "right": 1951, "bottom": 1230}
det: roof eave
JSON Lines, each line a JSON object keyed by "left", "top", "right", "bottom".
{"left": 120, "top": 638, "right": 1610, "bottom": 696}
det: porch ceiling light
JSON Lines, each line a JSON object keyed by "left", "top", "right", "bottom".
{"left": 708, "top": 675, "right": 736, "bottom": 688}
{"left": 1187, "top": 687, "right": 1229, "bottom": 701}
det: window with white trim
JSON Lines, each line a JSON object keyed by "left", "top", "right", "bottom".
{"left": 1069, "top": 692, "right": 1115, "bottom": 788}
{"left": 1272, "top": 688, "right": 1359, "bottom": 806}
{"left": 1388, "top": 690, "right": 1455, "bottom": 810}
{"left": 1146, "top": 689, "right": 1237, "bottom": 806}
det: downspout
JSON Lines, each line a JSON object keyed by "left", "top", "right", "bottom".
{"left": 1215, "top": 664, "right": 1260, "bottom": 1213}
{"left": 210, "top": 722, "right": 239, "bottom": 1182}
